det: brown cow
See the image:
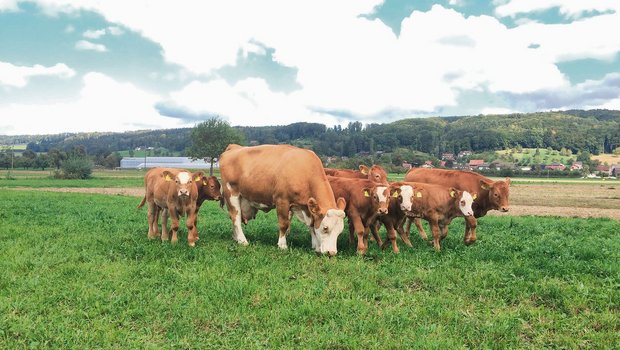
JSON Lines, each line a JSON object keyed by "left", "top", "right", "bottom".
{"left": 392, "top": 182, "right": 474, "bottom": 252}
{"left": 370, "top": 182, "right": 416, "bottom": 253}
{"left": 326, "top": 176, "right": 390, "bottom": 255}
{"left": 404, "top": 168, "right": 510, "bottom": 244}
{"left": 156, "top": 168, "right": 222, "bottom": 243}
{"left": 324, "top": 164, "right": 388, "bottom": 184}
{"left": 137, "top": 168, "right": 201, "bottom": 246}
{"left": 219, "top": 144, "right": 346, "bottom": 256}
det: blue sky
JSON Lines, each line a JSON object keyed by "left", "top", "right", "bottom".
{"left": 1, "top": 0, "right": 620, "bottom": 135}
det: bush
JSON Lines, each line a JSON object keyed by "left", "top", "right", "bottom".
{"left": 55, "top": 157, "right": 93, "bottom": 179}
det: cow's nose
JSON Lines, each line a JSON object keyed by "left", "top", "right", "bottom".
{"left": 378, "top": 208, "right": 388, "bottom": 215}
{"left": 501, "top": 207, "right": 509, "bottom": 212}
{"left": 327, "top": 251, "right": 337, "bottom": 257}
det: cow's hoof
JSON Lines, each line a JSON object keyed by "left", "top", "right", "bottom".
{"left": 239, "top": 240, "right": 249, "bottom": 246}
{"left": 464, "top": 239, "right": 476, "bottom": 246}
{"left": 278, "top": 243, "right": 288, "bottom": 250}
{"left": 188, "top": 242, "right": 196, "bottom": 247}
{"left": 171, "top": 239, "right": 178, "bottom": 245}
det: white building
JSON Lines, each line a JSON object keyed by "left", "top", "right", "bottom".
{"left": 120, "top": 157, "right": 218, "bottom": 169}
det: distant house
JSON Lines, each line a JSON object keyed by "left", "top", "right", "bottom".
{"left": 439, "top": 160, "right": 446, "bottom": 168}
{"left": 544, "top": 163, "right": 566, "bottom": 171}
{"left": 570, "top": 161, "right": 583, "bottom": 171}
{"left": 120, "top": 157, "right": 216, "bottom": 169}
{"left": 458, "top": 150, "right": 473, "bottom": 158}
{"left": 441, "top": 153, "right": 455, "bottom": 161}
{"left": 469, "top": 159, "right": 484, "bottom": 167}
{"left": 611, "top": 164, "right": 620, "bottom": 177}
{"left": 401, "top": 161, "right": 412, "bottom": 170}
{"left": 595, "top": 165, "right": 610, "bottom": 175}
{"left": 421, "top": 160, "right": 434, "bottom": 168}
{"left": 326, "top": 156, "right": 338, "bottom": 164}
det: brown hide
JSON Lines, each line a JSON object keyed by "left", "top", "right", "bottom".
{"left": 327, "top": 176, "right": 389, "bottom": 254}
{"left": 404, "top": 168, "right": 510, "bottom": 245}
{"left": 400, "top": 181, "right": 468, "bottom": 252}
{"left": 372, "top": 183, "right": 410, "bottom": 254}
{"left": 138, "top": 168, "right": 200, "bottom": 246}
{"left": 219, "top": 144, "right": 346, "bottom": 255}
{"left": 324, "top": 164, "right": 388, "bottom": 184}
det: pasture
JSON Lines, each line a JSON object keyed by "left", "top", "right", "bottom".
{"left": 1, "top": 186, "right": 619, "bottom": 348}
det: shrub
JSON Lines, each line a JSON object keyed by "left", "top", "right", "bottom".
{"left": 56, "top": 157, "right": 93, "bottom": 179}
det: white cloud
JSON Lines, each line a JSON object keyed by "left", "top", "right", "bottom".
{"left": 83, "top": 28, "right": 105, "bottom": 39}
{"left": 75, "top": 40, "right": 107, "bottom": 52}
{"left": 0, "top": 0, "right": 19, "bottom": 12}
{"left": 0, "top": 61, "right": 75, "bottom": 88}
{"left": 106, "top": 26, "right": 123, "bottom": 36}
{"left": 496, "top": 0, "right": 620, "bottom": 19}
{"left": 64, "top": 24, "right": 75, "bottom": 33}
{"left": 0, "top": 72, "right": 188, "bottom": 135}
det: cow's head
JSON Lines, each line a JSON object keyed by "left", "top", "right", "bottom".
{"left": 163, "top": 170, "right": 193, "bottom": 198}
{"left": 308, "top": 197, "right": 346, "bottom": 256}
{"left": 481, "top": 177, "right": 511, "bottom": 212}
{"left": 360, "top": 164, "right": 388, "bottom": 184}
{"left": 363, "top": 185, "right": 389, "bottom": 215}
{"left": 193, "top": 171, "right": 222, "bottom": 201}
{"left": 389, "top": 184, "right": 414, "bottom": 212}
{"left": 450, "top": 188, "right": 474, "bottom": 216}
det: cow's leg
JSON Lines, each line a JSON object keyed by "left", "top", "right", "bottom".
{"left": 186, "top": 209, "right": 198, "bottom": 247}
{"left": 224, "top": 185, "right": 249, "bottom": 245}
{"left": 381, "top": 222, "right": 399, "bottom": 254}
{"left": 147, "top": 202, "right": 159, "bottom": 239}
{"left": 464, "top": 216, "right": 477, "bottom": 245}
{"left": 276, "top": 200, "right": 291, "bottom": 250}
{"left": 440, "top": 225, "right": 449, "bottom": 240}
{"left": 168, "top": 205, "right": 180, "bottom": 244}
{"left": 350, "top": 215, "right": 367, "bottom": 255}
{"left": 414, "top": 218, "right": 429, "bottom": 241}
{"left": 430, "top": 219, "right": 442, "bottom": 252}
{"left": 396, "top": 221, "right": 413, "bottom": 248}
{"left": 160, "top": 208, "right": 169, "bottom": 241}
{"left": 348, "top": 220, "right": 356, "bottom": 245}
{"left": 370, "top": 220, "right": 383, "bottom": 247}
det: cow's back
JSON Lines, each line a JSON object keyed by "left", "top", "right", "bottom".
{"left": 405, "top": 168, "right": 483, "bottom": 194}
{"left": 220, "top": 144, "right": 333, "bottom": 206}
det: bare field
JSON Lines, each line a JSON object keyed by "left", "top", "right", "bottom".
{"left": 592, "top": 153, "right": 620, "bottom": 165}
{"left": 10, "top": 182, "right": 620, "bottom": 219}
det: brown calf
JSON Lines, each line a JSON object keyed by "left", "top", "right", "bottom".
{"left": 327, "top": 176, "right": 390, "bottom": 255}
{"left": 394, "top": 182, "right": 474, "bottom": 252}
{"left": 405, "top": 168, "right": 510, "bottom": 244}
{"left": 137, "top": 168, "right": 201, "bottom": 246}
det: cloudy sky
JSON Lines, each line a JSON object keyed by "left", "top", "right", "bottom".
{"left": 1, "top": 0, "right": 620, "bottom": 135}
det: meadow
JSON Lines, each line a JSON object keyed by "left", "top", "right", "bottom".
{"left": 1, "top": 187, "right": 618, "bottom": 349}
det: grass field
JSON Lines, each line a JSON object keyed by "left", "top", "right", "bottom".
{"left": 592, "top": 153, "right": 620, "bottom": 165}
{"left": 496, "top": 148, "right": 576, "bottom": 166}
{"left": 1, "top": 189, "right": 618, "bottom": 348}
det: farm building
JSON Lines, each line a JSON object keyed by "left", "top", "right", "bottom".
{"left": 119, "top": 157, "right": 217, "bottom": 169}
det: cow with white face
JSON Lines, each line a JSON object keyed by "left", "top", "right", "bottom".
{"left": 219, "top": 144, "right": 347, "bottom": 256}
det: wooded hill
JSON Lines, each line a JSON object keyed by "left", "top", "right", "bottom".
{"left": 6, "top": 109, "right": 620, "bottom": 157}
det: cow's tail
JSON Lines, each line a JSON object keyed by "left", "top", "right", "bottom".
{"left": 137, "top": 196, "right": 146, "bottom": 209}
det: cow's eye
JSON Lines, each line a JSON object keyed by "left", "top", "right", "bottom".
{"left": 460, "top": 200, "right": 465, "bottom": 206}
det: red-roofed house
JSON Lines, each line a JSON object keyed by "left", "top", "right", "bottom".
{"left": 545, "top": 163, "right": 566, "bottom": 171}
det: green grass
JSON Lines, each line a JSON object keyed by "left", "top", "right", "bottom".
{"left": 1, "top": 190, "right": 618, "bottom": 348}
{"left": 497, "top": 148, "right": 576, "bottom": 166}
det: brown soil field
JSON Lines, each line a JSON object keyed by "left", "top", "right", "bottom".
{"left": 10, "top": 183, "right": 620, "bottom": 220}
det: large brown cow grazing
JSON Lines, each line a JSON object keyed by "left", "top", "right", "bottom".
{"left": 219, "top": 144, "right": 347, "bottom": 256}
{"left": 392, "top": 182, "right": 474, "bottom": 252}
{"left": 137, "top": 168, "right": 201, "bottom": 246}
{"left": 324, "top": 164, "right": 388, "bottom": 184}
{"left": 156, "top": 168, "right": 222, "bottom": 243}
{"left": 404, "top": 168, "right": 510, "bottom": 245}
{"left": 326, "top": 176, "right": 390, "bottom": 255}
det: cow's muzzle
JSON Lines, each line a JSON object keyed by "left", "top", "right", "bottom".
{"left": 500, "top": 207, "right": 509, "bottom": 212}
{"left": 377, "top": 208, "right": 388, "bottom": 215}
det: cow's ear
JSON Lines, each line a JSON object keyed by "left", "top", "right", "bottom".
{"left": 505, "top": 177, "right": 511, "bottom": 185}
{"left": 449, "top": 187, "right": 457, "bottom": 198}
{"left": 193, "top": 171, "right": 205, "bottom": 183}
{"left": 359, "top": 165, "right": 369, "bottom": 175}
{"left": 308, "top": 198, "right": 321, "bottom": 216}
{"left": 163, "top": 171, "right": 173, "bottom": 182}
{"left": 390, "top": 188, "right": 401, "bottom": 198}
{"left": 362, "top": 188, "right": 371, "bottom": 197}
{"left": 336, "top": 197, "right": 346, "bottom": 211}
{"left": 480, "top": 180, "right": 491, "bottom": 190}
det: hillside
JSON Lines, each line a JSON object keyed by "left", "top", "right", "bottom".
{"left": 4, "top": 109, "right": 619, "bottom": 157}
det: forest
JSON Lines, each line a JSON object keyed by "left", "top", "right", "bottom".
{"left": 4, "top": 109, "right": 620, "bottom": 158}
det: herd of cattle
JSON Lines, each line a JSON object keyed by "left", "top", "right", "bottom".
{"left": 138, "top": 144, "right": 511, "bottom": 256}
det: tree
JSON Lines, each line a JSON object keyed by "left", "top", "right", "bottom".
{"left": 188, "top": 117, "right": 245, "bottom": 175}
{"left": 48, "top": 148, "right": 67, "bottom": 170}
{"left": 613, "top": 147, "right": 620, "bottom": 155}
{"left": 33, "top": 154, "right": 50, "bottom": 170}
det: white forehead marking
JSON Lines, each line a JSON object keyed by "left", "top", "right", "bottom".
{"left": 400, "top": 185, "right": 413, "bottom": 199}
{"left": 375, "top": 186, "right": 388, "bottom": 202}
{"left": 177, "top": 172, "right": 191, "bottom": 184}
{"left": 459, "top": 191, "right": 474, "bottom": 215}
